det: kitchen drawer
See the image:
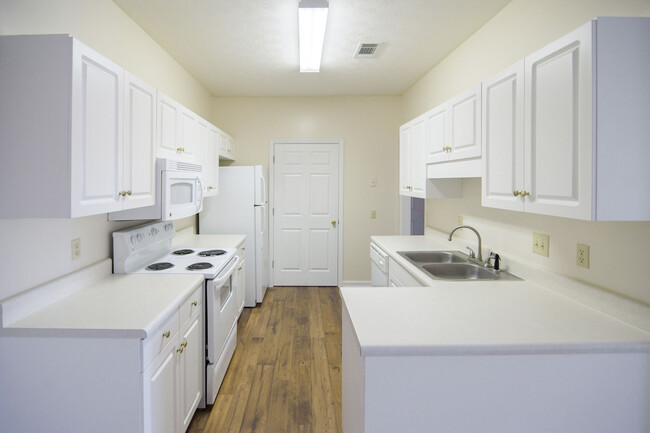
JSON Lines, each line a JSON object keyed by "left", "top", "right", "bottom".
{"left": 180, "top": 285, "right": 203, "bottom": 325}
{"left": 143, "top": 309, "right": 180, "bottom": 371}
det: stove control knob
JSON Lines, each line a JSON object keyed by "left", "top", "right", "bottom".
{"left": 137, "top": 234, "right": 144, "bottom": 242}
{"left": 165, "top": 223, "right": 173, "bottom": 232}
{"left": 151, "top": 228, "right": 159, "bottom": 237}
{"left": 130, "top": 235, "right": 136, "bottom": 245}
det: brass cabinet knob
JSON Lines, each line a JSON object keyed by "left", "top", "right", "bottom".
{"left": 126, "top": 190, "right": 132, "bottom": 196}
{"left": 331, "top": 219, "right": 337, "bottom": 227}
{"left": 177, "top": 346, "right": 184, "bottom": 354}
{"left": 513, "top": 190, "right": 521, "bottom": 197}
{"left": 162, "top": 330, "right": 170, "bottom": 338}
{"left": 191, "top": 301, "right": 198, "bottom": 307}
{"left": 520, "top": 190, "right": 530, "bottom": 197}
{"left": 182, "top": 341, "right": 188, "bottom": 348}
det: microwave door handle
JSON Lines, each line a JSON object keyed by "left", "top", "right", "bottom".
{"left": 197, "top": 176, "right": 204, "bottom": 204}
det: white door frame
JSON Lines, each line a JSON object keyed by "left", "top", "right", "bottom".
{"left": 269, "top": 139, "right": 344, "bottom": 287}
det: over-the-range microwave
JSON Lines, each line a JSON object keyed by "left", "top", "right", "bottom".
{"left": 110, "top": 158, "right": 203, "bottom": 221}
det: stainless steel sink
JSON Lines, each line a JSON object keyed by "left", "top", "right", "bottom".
{"left": 422, "top": 263, "right": 500, "bottom": 280}
{"left": 397, "top": 250, "right": 522, "bottom": 281}
{"left": 398, "top": 250, "right": 466, "bottom": 264}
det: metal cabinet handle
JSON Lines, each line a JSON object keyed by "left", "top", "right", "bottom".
{"left": 331, "top": 219, "right": 337, "bottom": 227}
{"left": 177, "top": 346, "right": 184, "bottom": 354}
{"left": 513, "top": 190, "right": 520, "bottom": 197}
{"left": 182, "top": 341, "right": 188, "bottom": 348}
{"left": 162, "top": 330, "right": 170, "bottom": 338}
{"left": 520, "top": 190, "right": 530, "bottom": 197}
{"left": 191, "top": 301, "right": 198, "bottom": 307}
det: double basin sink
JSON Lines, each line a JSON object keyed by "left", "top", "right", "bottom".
{"left": 397, "top": 251, "right": 522, "bottom": 281}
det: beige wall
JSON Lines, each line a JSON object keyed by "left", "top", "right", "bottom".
{"left": 212, "top": 96, "right": 402, "bottom": 282}
{"left": 402, "top": 0, "right": 650, "bottom": 304}
{"left": 0, "top": 0, "right": 210, "bottom": 300}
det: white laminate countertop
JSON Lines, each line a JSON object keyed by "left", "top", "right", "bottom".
{"left": 341, "top": 234, "right": 650, "bottom": 357}
{"left": 1, "top": 273, "right": 203, "bottom": 339}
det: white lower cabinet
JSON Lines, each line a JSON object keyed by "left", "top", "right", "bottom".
{"left": 178, "top": 306, "right": 204, "bottom": 432}
{"left": 144, "top": 334, "right": 180, "bottom": 433}
{"left": 387, "top": 258, "right": 423, "bottom": 287}
{"left": 482, "top": 17, "right": 650, "bottom": 221}
{"left": 235, "top": 255, "right": 246, "bottom": 314}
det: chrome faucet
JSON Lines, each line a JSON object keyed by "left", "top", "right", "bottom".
{"left": 448, "top": 225, "right": 483, "bottom": 264}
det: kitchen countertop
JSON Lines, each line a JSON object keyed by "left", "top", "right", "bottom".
{"left": 1, "top": 273, "right": 203, "bottom": 339}
{"left": 340, "top": 233, "right": 650, "bottom": 357}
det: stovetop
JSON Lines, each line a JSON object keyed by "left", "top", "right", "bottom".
{"left": 112, "top": 221, "right": 236, "bottom": 279}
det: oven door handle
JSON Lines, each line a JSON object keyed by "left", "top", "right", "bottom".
{"left": 212, "top": 257, "right": 238, "bottom": 287}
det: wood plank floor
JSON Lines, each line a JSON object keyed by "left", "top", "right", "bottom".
{"left": 188, "top": 286, "right": 343, "bottom": 433}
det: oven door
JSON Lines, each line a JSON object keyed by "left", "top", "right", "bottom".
{"left": 206, "top": 256, "right": 239, "bottom": 364}
{"left": 161, "top": 170, "right": 203, "bottom": 221}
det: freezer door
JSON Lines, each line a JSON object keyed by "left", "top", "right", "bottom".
{"left": 254, "top": 165, "right": 268, "bottom": 205}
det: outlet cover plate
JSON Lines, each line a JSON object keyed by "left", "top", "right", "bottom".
{"left": 533, "top": 232, "right": 549, "bottom": 257}
{"left": 71, "top": 238, "right": 81, "bottom": 260}
{"left": 577, "top": 243, "right": 590, "bottom": 268}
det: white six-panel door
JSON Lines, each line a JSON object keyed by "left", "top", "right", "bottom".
{"left": 273, "top": 143, "right": 340, "bottom": 286}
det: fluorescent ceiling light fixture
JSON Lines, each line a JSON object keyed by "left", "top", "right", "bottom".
{"left": 299, "top": 0, "right": 329, "bottom": 73}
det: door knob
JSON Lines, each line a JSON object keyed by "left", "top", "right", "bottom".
{"left": 331, "top": 219, "right": 337, "bottom": 227}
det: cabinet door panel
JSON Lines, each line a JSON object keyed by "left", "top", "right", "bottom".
{"left": 71, "top": 43, "right": 123, "bottom": 216}
{"left": 424, "top": 106, "right": 448, "bottom": 164}
{"left": 180, "top": 312, "right": 203, "bottom": 432}
{"left": 179, "top": 108, "right": 199, "bottom": 163}
{"left": 157, "top": 92, "right": 180, "bottom": 159}
{"left": 410, "top": 117, "right": 427, "bottom": 198}
{"left": 144, "top": 338, "right": 178, "bottom": 433}
{"left": 399, "top": 125, "right": 412, "bottom": 196}
{"left": 525, "top": 22, "right": 592, "bottom": 219}
{"left": 123, "top": 72, "right": 156, "bottom": 209}
{"left": 482, "top": 61, "right": 525, "bottom": 212}
{"left": 449, "top": 85, "right": 481, "bottom": 161}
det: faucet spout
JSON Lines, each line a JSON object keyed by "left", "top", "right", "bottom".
{"left": 448, "top": 225, "right": 483, "bottom": 262}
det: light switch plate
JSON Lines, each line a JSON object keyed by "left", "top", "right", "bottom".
{"left": 533, "top": 232, "right": 549, "bottom": 257}
{"left": 576, "top": 243, "right": 589, "bottom": 268}
{"left": 370, "top": 210, "right": 376, "bottom": 219}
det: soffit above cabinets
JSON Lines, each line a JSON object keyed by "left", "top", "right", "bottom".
{"left": 112, "top": 0, "right": 512, "bottom": 97}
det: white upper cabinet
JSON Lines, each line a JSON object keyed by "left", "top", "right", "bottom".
{"left": 156, "top": 92, "right": 200, "bottom": 164}
{"left": 400, "top": 116, "right": 462, "bottom": 199}
{"left": 482, "top": 61, "right": 525, "bottom": 212}
{"left": 123, "top": 72, "right": 156, "bottom": 210}
{"left": 425, "top": 85, "right": 482, "bottom": 165}
{"left": 0, "top": 34, "right": 154, "bottom": 218}
{"left": 179, "top": 107, "right": 200, "bottom": 163}
{"left": 482, "top": 17, "right": 650, "bottom": 221}
{"left": 203, "top": 127, "right": 220, "bottom": 197}
{"left": 218, "top": 131, "right": 236, "bottom": 161}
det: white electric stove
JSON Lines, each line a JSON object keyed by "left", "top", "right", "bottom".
{"left": 112, "top": 221, "right": 243, "bottom": 405}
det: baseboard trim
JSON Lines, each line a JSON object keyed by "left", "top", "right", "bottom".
{"left": 340, "top": 280, "right": 372, "bottom": 287}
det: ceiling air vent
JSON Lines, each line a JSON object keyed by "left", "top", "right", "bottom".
{"left": 354, "top": 43, "right": 382, "bottom": 59}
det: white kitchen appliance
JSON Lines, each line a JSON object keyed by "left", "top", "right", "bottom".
{"left": 199, "top": 165, "right": 268, "bottom": 306}
{"left": 370, "top": 242, "right": 389, "bottom": 286}
{"left": 112, "top": 221, "right": 242, "bottom": 405}
{"left": 109, "top": 158, "right": 204, "bottom": 221}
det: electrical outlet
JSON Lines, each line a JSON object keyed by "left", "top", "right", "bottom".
{"left": 370, "top": 177, "right": 377, "bottom": 187}
{"left": 370, "top": 210, "right": 376, "bottom": 219}
{"left": 71, "top": 238, "right": 81, "bottom": 260}
{"left": 532, "top": 232, "right": 549, "bottom": 257}
{"left": 576, "top": 243, "right": 590, "bottom": 268}
{"left": 457, "top": 215, "right": 463, "bottom": 225}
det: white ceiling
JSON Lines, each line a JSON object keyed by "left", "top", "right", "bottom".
{"left": 113, "top": 0, "right": 512, "bottom": 96}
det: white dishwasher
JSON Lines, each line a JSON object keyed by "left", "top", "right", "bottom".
{"left": 370, "top": 242, "right": 389, "bottom": 286}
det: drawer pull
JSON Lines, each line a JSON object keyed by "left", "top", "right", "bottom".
{"left": 191, "top": 301, "right": 198, "bottom": 307}
{"left": 162, "top": 330, "right": 170, "bottom": 338}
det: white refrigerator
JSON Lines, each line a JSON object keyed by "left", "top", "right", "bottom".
{"left": 199, "top": 165, "right": 268, "bottom": 306}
